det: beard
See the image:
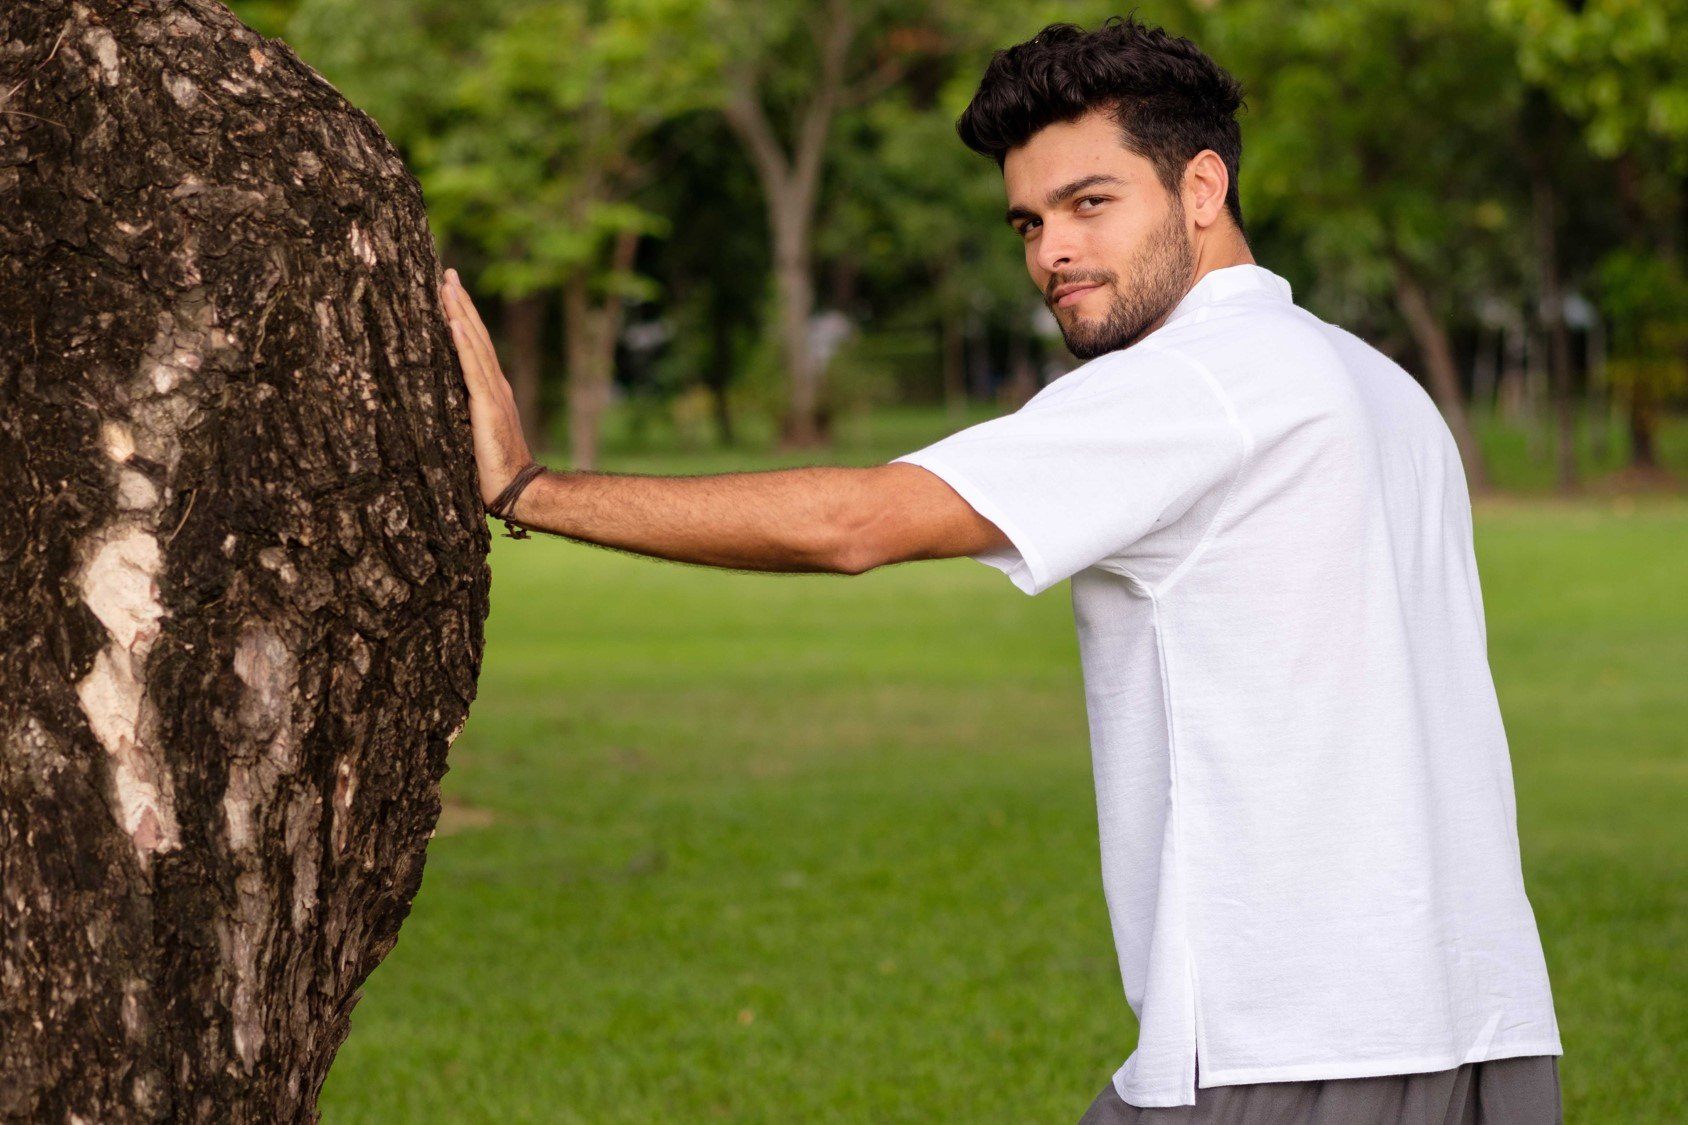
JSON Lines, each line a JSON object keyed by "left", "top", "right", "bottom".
{"left": 1049, "top": 198, "right": 1196, "bottom": 361}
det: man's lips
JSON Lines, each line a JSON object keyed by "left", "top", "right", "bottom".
{"left": 1054, "top": 283, "right": 1103, "bottom": 308}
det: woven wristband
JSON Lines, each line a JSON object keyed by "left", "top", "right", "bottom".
{"left": 487, "top": 460, "right": 547, "bottom": 539}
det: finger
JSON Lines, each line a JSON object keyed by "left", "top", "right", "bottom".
{"left": 444, "top": 284, "right": 501, "bottom": 389}
{"left": 449, "top": 271, "right": 496, "bottom": 352}
{"left": 444, "top": 286, "right": 500, "bottom": 391}
{"left": 460, "top": 305, "right": 503, "bottom": 397}
{"left": 450, "top": 319, "right": 491, "bottom": 399}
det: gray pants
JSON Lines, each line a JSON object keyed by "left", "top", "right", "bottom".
{"left": 1077, "top": 1053, "right": 1562, "bottom": 1124}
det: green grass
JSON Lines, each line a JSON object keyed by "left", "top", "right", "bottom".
{"left": 317, "top": 411, "right": 1686, "bottom": 1123}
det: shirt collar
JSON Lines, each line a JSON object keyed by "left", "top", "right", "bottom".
{"left": 1162, "top": 263, "right": 1294, "bottom": 328}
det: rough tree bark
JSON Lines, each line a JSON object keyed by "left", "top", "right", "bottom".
{"left": 0, "top": 1, "right": 490, "bottom": 1120}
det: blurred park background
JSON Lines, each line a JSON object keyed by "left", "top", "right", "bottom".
{"left": 227, "top": 0, "right": 1685, "bottom": 1120}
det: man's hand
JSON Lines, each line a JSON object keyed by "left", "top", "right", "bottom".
{"left": 441, "top": 268, "right": 533, "bottom": 508}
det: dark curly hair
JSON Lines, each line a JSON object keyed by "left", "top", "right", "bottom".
{"left": 957, "top": 14, "right": 1248, "bottom": 234}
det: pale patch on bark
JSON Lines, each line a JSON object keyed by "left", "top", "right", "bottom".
{"left": 162, "top": 70, "right": 199, "bottom": 109}
{"left": 232, "top": 625, "right": 297, "bottom": 755}
{"left": 99, "top": 419, "right": 134, "bottom": 462}
{"left": 147, "top": 340, "right": 201, "bottom": 394}
{"left": 257, "top": 546, "right": 298, "bottom": 586}
{"left": 220, "top": 623, "right": 306, "bottom": 1069}
{"left": 116, "top": 468, "right": 157, "bottom": 510}
{"left": 74, "top": 527, "right": 180, "bottom": 857}
{"left": 285, "top": 792, "right": 321, "bottom": 930}
{"left": 77, "top": 528, "right": 162, "bottom": 651}
{"left": 81, "top": 25, "right": 120, "bottom": 85}
{"left": 121, "top": 978, "right": 146, "bottom": 1041}
{"left": 348, "top": 222, "right": 376, "bottom": 268}
{"left": 331, "top": 759, "right": 357, "bottom": 859}
{"left": 220, "top": 869, "right": 269, "bottom": 1072}
{"left": 72, "top": 296, "right": 225, "bottom": 859}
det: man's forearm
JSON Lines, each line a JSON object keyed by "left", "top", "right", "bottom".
{"left": 507, "top": 465, "right": 872, "bottom": 573}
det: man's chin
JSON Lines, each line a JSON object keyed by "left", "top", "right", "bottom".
{"left": 1063, "top": 329, "right": 1131, "bottom": 360}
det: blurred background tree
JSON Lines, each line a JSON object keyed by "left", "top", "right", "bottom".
{"left": 1493, "top": 0, "right": 1688, "bottom": 480}
{"left": 224, "top": 0, "right": 1684, "bottom": 491}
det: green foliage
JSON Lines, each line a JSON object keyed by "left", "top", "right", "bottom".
{"left": 1598, "top": 249, "right": 1688, "bottom": 400}
{"left": 1212, "top": 0, "right": 1531, "bottom": 315}
{"left": 1492, "top": 0, "right": 1688, "bottom": 169}
{"left": 1491, "top": 0, "right": 1688, "bottom": 410}
{"left": 264, "top": 0, "right": 1680, "bottom": 467}
{"left": 289, "top": 0, "right": 721, "bottom": 300}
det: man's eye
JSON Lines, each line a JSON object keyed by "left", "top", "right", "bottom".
{"left": 1079, "top": 196, "right": 1106, "bottom": 209}
{"left": 1018, "top": 219, "right": 1040, "bottom": 237}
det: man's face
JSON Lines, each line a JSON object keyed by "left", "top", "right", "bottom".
{"left": 1003, "top": 109, "right": 1195, "bottom": 360}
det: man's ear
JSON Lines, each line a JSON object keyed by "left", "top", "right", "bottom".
{"left": 1183, "top": 150, "right": 1230, "bottom": 230}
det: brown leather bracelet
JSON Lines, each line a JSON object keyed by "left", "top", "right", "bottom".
{"left": 486, "top": 460, "right": 547, "bottom": 539}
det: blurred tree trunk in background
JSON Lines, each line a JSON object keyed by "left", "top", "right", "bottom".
{"left": 1393, "top": 263, "right": 1490, "bottom": 492}
{"left": 1533, "top": 174, "right": 1580, "bottom": 491}
{"left": 723, "top": 66, "right": 835, "bottom": 449}
{"left": 503, "top": 293, "right": 546, "bottom": 456}
{"left": 1522, "top": 86, "right": 1581, "bottom": 491}
{"left": 0, "top": 1, "right": 489, "bottom": 1119}
{"left": 705, "top": 289, "right": 740, "bottom": 448}
{"left": 563, "top": 228, "right": 640, "bottom": 470}
{"left": 1495, "top": 0, "right": 1688, "bottom": 480}
{"left": 719, "top": 0, "right": 928, "bottom": 449}
{"left": 941, "top": 312, "right": 967, "bottom": 418}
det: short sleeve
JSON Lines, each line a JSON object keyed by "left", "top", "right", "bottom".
{"left": 889, "top": 347, "right": 1249, "bottom": 596}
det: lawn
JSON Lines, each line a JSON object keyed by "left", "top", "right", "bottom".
{"left": 317, "top": 410, "right": 1686, "bottom": 1122}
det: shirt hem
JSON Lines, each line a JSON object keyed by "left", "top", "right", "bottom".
{"left": 1196, "top": 1040, "right": 1566, "bottom": 1089}
{"left": 1114, "top": 1037, "right": 1565, "bottom": 1107}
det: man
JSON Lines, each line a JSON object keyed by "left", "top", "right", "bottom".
{"left": 442, "top": 16, "right": 1563, "bottom": 1124}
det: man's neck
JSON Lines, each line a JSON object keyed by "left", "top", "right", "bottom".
{"left": 1191, "top": 230, "right": 1256, "bottom": 280}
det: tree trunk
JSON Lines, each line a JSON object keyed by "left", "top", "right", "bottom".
{"left": 1627, "top": 382, "right": 1660, "bottom": 470}
{"left": 560, "top": 228, "right": 638, "bottom": 471}
{"left": 1000, "top": 322, "right": 1038, "bottom": 410}
{"left": 1393, "top": 261, "right": 1490, "bottom": 492}
{"left": 0, "top": 3, "right": 490, "bottom": 1120}
{"left": 941, "top": 309, "right": 966, "bottom": 418}
{"left": 1525, "top": 102, "right": 1579, "bottom": 492}
{"left": 562, "top": 275, "right": 612, "bottom": 471}
{"left": 718, "top": 3, "right": 856, "bottom": 452}
{"left": 502, "top": 292, "right": 546, "bottom": 457}
{"left": 1610, "top": 153, "right": 1670, "bottom": 473}
{"left": 772, "top": 209, "right": 824, "bottom": 448}
{"left": 704, "top": 292, "right": 737, "bottom": 448}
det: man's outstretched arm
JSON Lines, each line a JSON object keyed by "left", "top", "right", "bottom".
{"left": 441, "top": 270, "right": 1008, "bottom": 575}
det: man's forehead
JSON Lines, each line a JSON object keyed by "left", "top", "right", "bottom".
{"left": 1002, "top": 119, "right": 1143, "bottom": 211}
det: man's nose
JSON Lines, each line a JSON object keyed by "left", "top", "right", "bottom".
{"left": 1034, "top": 221, "right": 1081, "bottom": 277}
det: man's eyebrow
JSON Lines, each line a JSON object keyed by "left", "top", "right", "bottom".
{"left": 1004, "top": 173, "right": 1127, "bottom": 228}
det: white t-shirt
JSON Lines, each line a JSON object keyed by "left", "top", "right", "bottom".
{"left": 891, "top": 263, "right": 1562, "bottom": 1108}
